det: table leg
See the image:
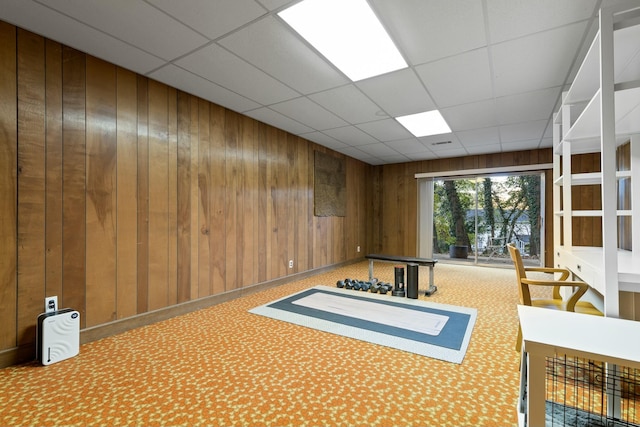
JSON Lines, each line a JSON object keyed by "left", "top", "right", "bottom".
{"left": 527, "top": 352, "right": 546, "bottom": 427}
{"left": 429, "top": 266, "right": 434, "bottom": 288}
{"left": 424, "top": 265, "right": 438, "bottom": 296}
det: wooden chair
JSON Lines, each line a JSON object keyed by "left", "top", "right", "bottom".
{"left": 507, "top": 243, "right": 602, "bottom": 352}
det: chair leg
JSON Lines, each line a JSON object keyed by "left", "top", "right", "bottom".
{"left": 515, "top": 324, "right": 522, "bottom": 353}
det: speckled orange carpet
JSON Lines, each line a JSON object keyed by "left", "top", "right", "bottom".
{"left": 0, "top": 261, "right": 529, "bottom": 426}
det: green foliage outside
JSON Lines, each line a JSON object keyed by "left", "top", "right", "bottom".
{"left": 433, "top": 174, "right": 541, "bottom": 257}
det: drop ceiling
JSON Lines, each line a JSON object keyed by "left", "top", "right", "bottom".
{"left": 0, "top": 0, "right": 618, "bottom": 165}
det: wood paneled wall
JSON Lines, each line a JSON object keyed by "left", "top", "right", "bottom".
{"left": 571, "top": 152, "right": 603, "bottom": 247}
{"left": 369, "top": 150, "right": 556, "bottom": 266}
{"left": 1, "top": 20, "right": 565, "bottom": 365}
{"left": 0, "top": 23, "right": 370, "bottom": 356}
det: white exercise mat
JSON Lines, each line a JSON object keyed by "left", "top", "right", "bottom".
{"left": 292, "top": 292, "right": 448, "bottom": 336}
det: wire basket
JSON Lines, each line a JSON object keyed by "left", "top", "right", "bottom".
{"left": 545, "top": 355, "right": 640, "bottom": 426}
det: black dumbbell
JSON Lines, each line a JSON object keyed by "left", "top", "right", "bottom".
{"left": 379, "top": 283, "right": 392, "bottom": 294}
{"left": 336, "top": 280, "right": 345, "bottom": 288}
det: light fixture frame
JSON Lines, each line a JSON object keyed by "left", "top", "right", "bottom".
{"left": 279, "top": 0, "right": 408, "bottom": 82}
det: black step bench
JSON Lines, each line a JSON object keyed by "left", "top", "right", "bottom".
{"left": 365, "top": 254, "right": 438, "bottom": 296}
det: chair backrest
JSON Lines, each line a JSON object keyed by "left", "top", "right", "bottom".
{"left": 507, "top": 243, "right": 532, "bottom": 306}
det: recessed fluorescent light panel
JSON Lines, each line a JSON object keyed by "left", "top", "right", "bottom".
{"left": 396, "top": 110, "right": 452, "bottom": 137}
{"left": 279, "top": 0, "right": 407, "bottom": 81}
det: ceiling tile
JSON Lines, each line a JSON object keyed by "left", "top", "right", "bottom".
{"left": 38, "top": 0, "right": 209, "bottom": 60}
{"left": 334, "top": 146, "right": 382, "bottom": 164}
{"left": 269, "top": 97, "right": 348, "bottom": 130}
{"left": 465, "top": 143, "right": 503, "bottom": 155}
{"left": 416, "top": 48, "right": 493, "bottom": 108}
{"left": 385, "top": 138, "right": 428, "bottom": 154}
{"left": 456, "top": 127, "right": 501, "bottom": 146}
{"left": 379, "top": 154, "right": 413, "bottom": 164}
{"left": 365, "top": 159, "right": 387, "bottom": 165}
{"left": 357, "top": 119, "right": 412, "bottom": 142}
{"left": 486, "top": 0, "right": 597, "bottom": 44}
{"left": 432, "top": 147, "right": 468, "bottom": 158}
{"left": 322, "top": 126, "right": 379, "bottom": 146}
{"left": 1, "top": 0, "right": 165, "bottom": 75}
{"left": 219, "top": 16, "right": 348, "bottom": 94}
{"left": 243, "top": 107, "right": 314, "bottom": 134}
{"left": 405, "top": 151, "right": 439, "bottom": 161}
{"left": 440, "top": 100, "right": 498, "bottom": 131}
{"left": 309, "top": 85, "right": 385, "bottom": 124}
{"left": 501, "top": 139, "right": 542, "bottom": 151}
{"left": 424, "top": 136, "right": 463, "bottom": 152}
{"left": 496, "top": 87, "right": 561, "bottom": 125}
{"left": 356, "top": 68, "right": 435, "bottom": 117}
{"left": 299, "top": 132, "right": 349, "bottom": 151}
{"left": 147, "top": 0, "right": 267, "bottom": 40}
{"left": 255, "top": 0, "right": 294, "bottom": 11}
{"left": 176, "top": 43, "right": 299, "bottom": 105}
{"left": 539, "top": 137, "right": 553, "bottom": 148}
{"left": 358, "top": 143, "right": 401, "bottom": 157}
{"left": 499, "top": 120, "right": 548, "bottom": 143}
{"left": 492, "top": 22, "right": 588, "bottom": 97}
{"left": 418, "top": 134, "right": 462, "bottom": 154}
{"left": 372, "top": 0, "right": 486, "bottom": 65}
{"left": 149, "top": 64, "right": 261, "bottom": 112}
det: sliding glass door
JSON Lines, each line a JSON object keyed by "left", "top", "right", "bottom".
{"left": 431, "top": 173, "right": 543, "bottom": 266}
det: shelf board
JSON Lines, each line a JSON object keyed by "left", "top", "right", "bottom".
{"left": 554, "top": 171, "right": 632, "bottom": 186}
{"left": 571, "top": 210, "right": 602, "bottom": 217}
{"left": 619, "top": 170, "right": 632, "bottom": 179}
{"left": 569, "top": 210, "right": 632, "bottom": 217}
{"left": 563, "top": 86, "right": 640, "bottom": 144}
{"left": 563, "top": 22, "right": 640, "bottom": 106}
{"left": 613, "top": 21, "right": 640, "bottom": 84}
{"left": 571, "top": 172, "right": 603, "bottom": 185}
{"left": 564, "top": 31, "right": 600, "bottom": 105}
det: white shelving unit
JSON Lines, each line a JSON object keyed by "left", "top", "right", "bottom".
{"left": 552, "top": 2, "right": 640, "bottom": 318}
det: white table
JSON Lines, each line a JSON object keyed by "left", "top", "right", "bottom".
{"left": 518, "top": 305, "right": 640, "bottom": 426}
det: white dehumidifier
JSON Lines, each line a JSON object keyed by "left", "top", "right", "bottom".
{"left": 36, "top": 309, "right": 80, "bottom": 365}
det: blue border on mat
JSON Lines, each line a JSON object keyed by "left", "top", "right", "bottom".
{"left": 267, "top": 288, "right": 470, "bottom": 350}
